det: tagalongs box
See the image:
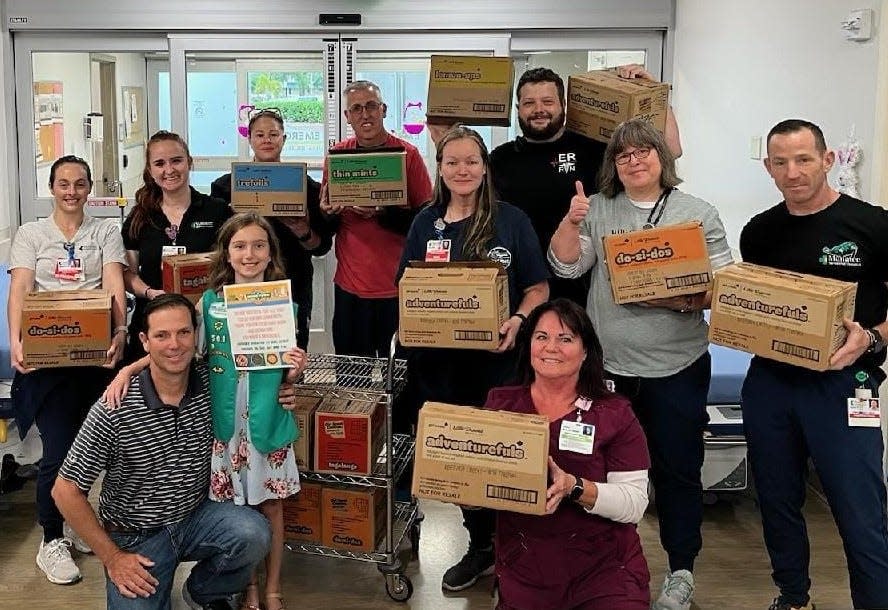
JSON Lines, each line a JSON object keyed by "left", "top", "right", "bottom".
{"left": 313, "top": 394, "right": 386, "bottom": 476}
{"left": 708, "top": 262, "right": 857, "bottom": 371}
{"left": 412, "top": 402, "right": 549, "bottom": 515}
{"left": 602, "top": 221, "right": 712, "bottom": 305}
{"left": 161, "top": 252, "right": 212, "bottom": 304}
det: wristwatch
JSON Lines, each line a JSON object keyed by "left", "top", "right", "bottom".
{"left": 568, "top": 474, "right": 584, "bottom": 502}
{"left": 865, "top": 327, "right": 886, "bottom": 354}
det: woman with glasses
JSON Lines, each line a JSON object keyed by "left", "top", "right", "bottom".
{"left": 210, "top": 107, "right": 333, "bottom": 351}
{"left": 122, "top": 130, "right": 232, "bottom": 361}
{"left": 549, "top": 118, "right": 733, "bottom": 610}
{"left": 320, "top": 80, "right": 433, "bottom": 358}
{"left": 397, "top": 125, "right": 549, "bottom": 592}
{"left": 7, "top": 155, "right": 128, "bottom": 585}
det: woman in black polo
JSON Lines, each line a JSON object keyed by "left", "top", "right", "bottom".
{"left": 122, "top": 130, "right": 232, "bottom": 360}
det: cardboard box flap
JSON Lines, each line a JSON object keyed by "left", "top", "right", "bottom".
{"left": 422, "top": 401, "right": 549, "bottom": 428}
{"left": 162, "top": 252, "right": 213, "bottom": 265}
{"left": 717, "top": 263, "right": 856, "bottom": 295}
{"left": 406, "top": 260, "right": 506, "bottom": 275}
{"left": 23, "top": 289, "right": 111, "bottom": 308}
{"left": 574, "top": 69, "right": 673, "bottom": 94}
{"left": 328, "top": 146, "right": 406, "bottom": 156}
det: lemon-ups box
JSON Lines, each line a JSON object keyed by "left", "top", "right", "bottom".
{"left": 313, "top": 394, "right": 386, "bottom": 475}
{"left": 708, "top": 262, "right": 857, "bottom": 371}
{"left": 427, "top": 55, "right": 514, "bottom": 126}
{"left": 399, "top": 261, "right": 509, "bottom": 350}
{"left": 21, "top": 290, "right": 111, "bottom": 367}
{"left": 326, "top": 149, "right": 407, "bottom": 207}
{"left": 602, "top": 221, "right": 712, "bottom": 304}
{"left": 291, "top": 391, "right": 323, "bottom": 471}
{"left": 282, "top": 482, "right": 322, "bottom": 544}
{"left": 566, "top": 69, "right": 670, "bottom": 143}
{"left": 321, "top": 486, "right": 386, "bottom": 552}
{"left": 412, "top": 402, "right": 549, "bottom": 515}
{"left": 161, "top": 252, "right": 212, "bottom": 304}
{"left": 230, "top": 161, "right": 307, "bottom": 216}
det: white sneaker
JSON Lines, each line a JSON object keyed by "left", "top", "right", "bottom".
{"left": 36, "top": 538, "right": 82, "bottom": 585}
{"left": 652, "top": 569, "right": 695, "bottom": 610}
{"left": 63, "top": 522, "right": 93, "bottom": 554}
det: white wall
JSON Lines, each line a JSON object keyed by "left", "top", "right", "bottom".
{"left": 0, "top": 36, "right": 10, "bottom": 260}
{"left": 673, "top": 0, "right": 883, "bottom": 250}
{"left": 113, "top": 52, "right": 148, "bottom": 199}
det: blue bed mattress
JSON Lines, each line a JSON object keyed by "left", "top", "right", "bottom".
{"left": 708, "top": 343, "right": 751, "bottom": 405}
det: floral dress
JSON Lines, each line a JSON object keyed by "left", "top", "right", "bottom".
{"left": 199, "top": 310, "right": 301, "bottom": 506}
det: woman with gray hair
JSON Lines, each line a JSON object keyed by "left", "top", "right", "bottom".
{"left": 549, "top": 118, "right": 733, "bottom": 610}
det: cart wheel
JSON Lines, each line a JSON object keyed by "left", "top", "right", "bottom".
{"left": 386, "top": 574, "right": 413, "bottom": 602}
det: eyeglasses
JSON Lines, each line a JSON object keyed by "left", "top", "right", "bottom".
{"left": 249, "top": 107, "right": 284, "bottom": 121}
{"left": 615, "top": 148, "right": 652, "bottom": 165}
{"left": 346, "top": 100, "right": 382, "bottom": 115}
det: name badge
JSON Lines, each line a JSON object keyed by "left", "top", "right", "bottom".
{"left": 425, "top": 239, "right": 451, "bottom": 262}
{"left": 848, "top": 397, "right": 880, "bottom": 427}
{"left": 161, "top": 245, "right": 187, "bottom": 269}
{"left": 559, "top": 420, "right": 595, "bottom": 454}
{"left": 54, "top": 258, "right": 83, "bottom": 281}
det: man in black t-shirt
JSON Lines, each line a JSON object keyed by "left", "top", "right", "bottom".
{"left": 740, "top": 119, "right": 888, "bottom": 610}
{"left": 489, "top": 66, "right": 683, "bottom": 306}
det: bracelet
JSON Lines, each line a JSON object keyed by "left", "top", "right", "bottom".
{"left": 113, "top": 325, "right": 129, "bottom": 335}
{"left": 143, "top": 287, "right": 152, "bottom": 299}
{"left": 512, "top": 312, "right": 527, "bottom": 323}
{"left": 297, "top": 230, "right": 313, "bottom": 243}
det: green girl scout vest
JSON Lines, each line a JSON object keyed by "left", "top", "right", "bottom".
{"left": 202, "top": 289, "right": 299, "bottom": 453}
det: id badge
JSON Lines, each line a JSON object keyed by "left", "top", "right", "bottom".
{"left": 54, "top": 258, "right": 83, "bottom": 281}
{"left": 162, "top": 245, "right": 187, "bottom": 258}
{"left": 559, "top": 420, "right": 595, "bottom": 454}
{"left": 425, "top": 239, "right": 451, "bottom": 262}
{"left": 848, "top": 397, "right": 880, "bottom": 427}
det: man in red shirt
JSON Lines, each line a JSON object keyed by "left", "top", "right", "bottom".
{"left": 321, "top": 80, "right": 433, "bottom": 357}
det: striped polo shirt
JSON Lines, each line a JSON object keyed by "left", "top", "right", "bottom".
{"left": 59, "top": 362, "right": 213, "bottom": 529}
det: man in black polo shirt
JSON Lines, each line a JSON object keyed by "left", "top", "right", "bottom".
{"left": 52, "top": 295, "right": 271, "bottom": 610}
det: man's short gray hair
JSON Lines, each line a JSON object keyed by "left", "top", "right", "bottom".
{"left": 342, "top": 80, "right": 383, "bottom": 102}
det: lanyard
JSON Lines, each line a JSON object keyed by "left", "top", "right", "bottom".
{"left": 433, "top": 217, "right": 446, "bottom": 240}
{"left": 165, "top": 223, "right": 179, "bottom": 245}
{"left": 63, "top": 242, "right": 76, "bottom": 264}
{"left": 642, "top": 188, "right": 674, "bottom": 229}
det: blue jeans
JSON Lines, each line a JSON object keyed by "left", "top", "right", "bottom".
{"left": 105, "top": 499, "right": 271, "bottom": 610}
{"left": 742, "top": 359, "right": 888, "bottom": 609}
{"left": 608, "top": 351, "right": 711, "bottom": 573}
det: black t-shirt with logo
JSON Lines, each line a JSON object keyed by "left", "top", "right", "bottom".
{"left": 740, "top": 194, "right": 888, "bottom": 369}
{"left": 490, "top": 130, "right": 606, "bottom": 306}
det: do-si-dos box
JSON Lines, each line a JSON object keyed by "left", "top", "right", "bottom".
{"left": 291, "top": 390, "right": 322, "bottom": 471}
{"left": 399, "top": 261, "right": 509, "bottom": 350}
{"left": 161, "top": 252, "right": 212, "bottom": 304}
{"left": 282, "top": 482, "right": 322, "bottom": 544}
{"left": 21, "top": 289, "right": 111, "bottom": 368}
{"left": 709, "top": 262, "right": 857, "bottom": 371}
{"left": 321, "top": 486, "right": 386, "bottom": 552}
{"left": 426, "top": 55, "right": 514, "bottom": 126}
{"left": 602, "top": 221, "right": 712, "bottom": 305}
{"left": 313, "top": 394, "right": 386, "bottom": 475}
{"left": 413, "top": 402, "right": 550, "bottom": 515}
{"left": 326, "top": 148, "right": 407, "bottom": 207}
{"left": 230, "top": 161, "right": 307, "bottom": 216}
{"left": 566, "top": 69, "right": 670, "bottom": 143}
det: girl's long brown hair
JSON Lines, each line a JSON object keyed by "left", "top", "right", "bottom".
{"left": 128, "top": 130, "right": 193, "bottom": 240}
{"left": 207, "top": 212, "right": 287, "bottom": 291}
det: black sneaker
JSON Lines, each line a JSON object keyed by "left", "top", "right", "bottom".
{"left": 768, "top": 596, "right": 815, "bottom": 610}
{"left": 442, "top": 546, "right": 495, "bottom": 591}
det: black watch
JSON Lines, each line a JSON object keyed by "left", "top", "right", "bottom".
{"left": 568, "top": 474, "right": 584, "bottom": 502}
{"left": 866, "top": 327, "right": 886, "bottom": 353}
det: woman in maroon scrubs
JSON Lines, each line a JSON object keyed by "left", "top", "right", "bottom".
{"left": 485, "top": 298, "right": 651, "bottom": 610}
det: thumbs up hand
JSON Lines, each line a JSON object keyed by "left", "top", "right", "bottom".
{"left": 565, "top": 180, "right": 590, "bottom": 226}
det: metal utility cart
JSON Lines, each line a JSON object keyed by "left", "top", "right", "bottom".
{"left": 286, "top": 339, "right": 419, "bottom": 602}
